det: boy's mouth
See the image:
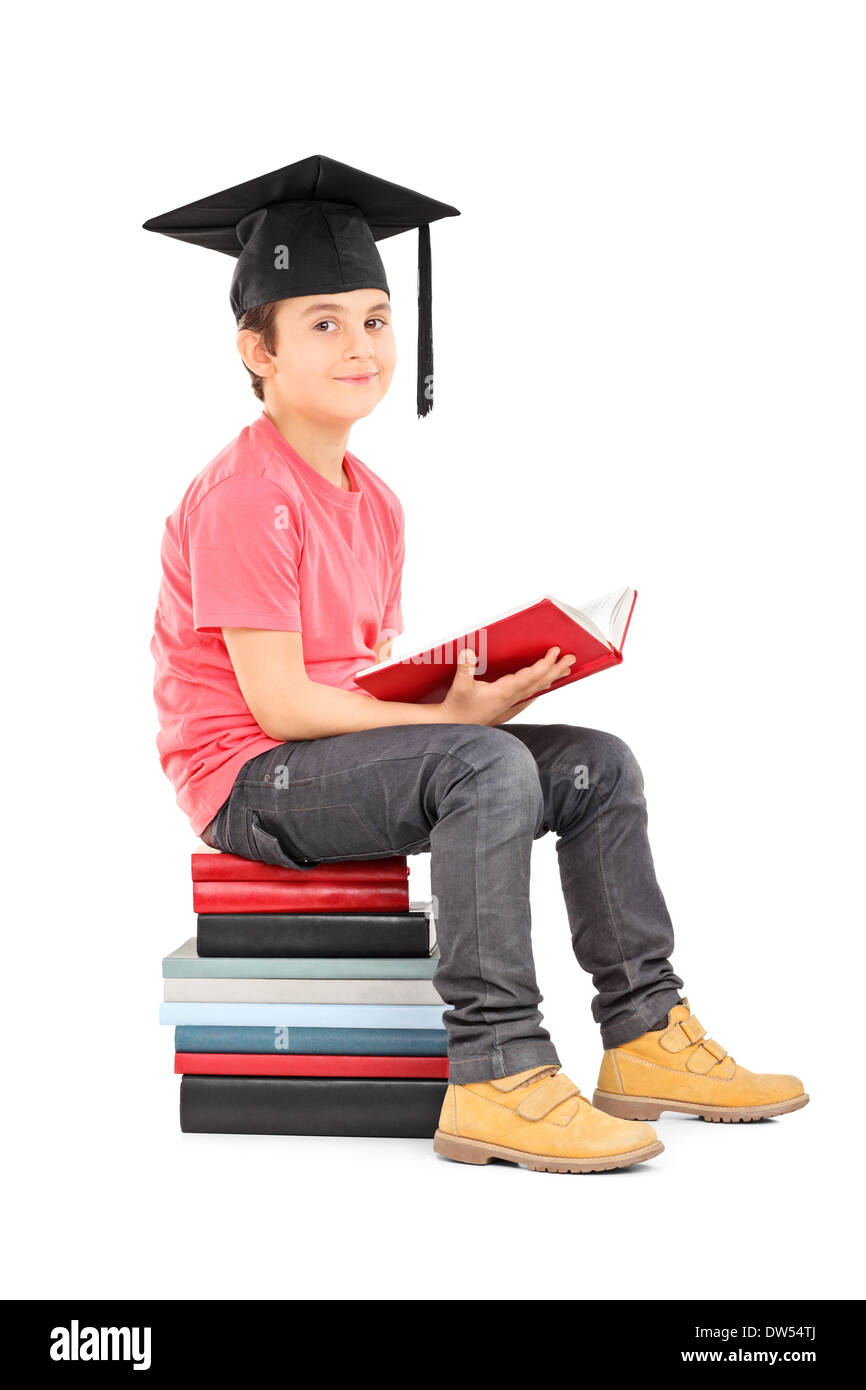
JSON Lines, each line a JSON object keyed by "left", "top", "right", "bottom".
{"left": 335, "top": 372, "right": 378, "bottom": 383}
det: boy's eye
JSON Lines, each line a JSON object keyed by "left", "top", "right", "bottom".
{"left": 312, "top": 316, "right": 388, "bottom": 332}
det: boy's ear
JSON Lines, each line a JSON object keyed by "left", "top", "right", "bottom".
{"left": 237, "top": 329, "right": 275, "bottom": 381}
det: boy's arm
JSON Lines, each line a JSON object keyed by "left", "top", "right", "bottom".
{"left": 222, "top": 629, "right": 575, "bottom": 741}
{"left": 224, "top": 628, "right": 442, "bottom": 739}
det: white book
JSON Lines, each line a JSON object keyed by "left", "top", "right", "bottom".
{"left": 163, "top": 976, "right": 444, "bottom": 1005}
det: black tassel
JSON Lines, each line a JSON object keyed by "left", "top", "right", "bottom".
{"left": 416, "top": 224, "right": 434, "bottom": 416}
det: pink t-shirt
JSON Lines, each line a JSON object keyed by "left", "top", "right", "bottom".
{"left": 151, "top": 411, "right": 405, "bottom": 835}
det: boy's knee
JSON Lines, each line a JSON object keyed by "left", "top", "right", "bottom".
{"left": 439, "top": 725, "right": 544, "bottom": 816}
{"left": 588, "top": 730, "right": 643, "bottom": 798}
{"left": 549, "top": 724, "right": 643, "bottom": 798}
{"left": 450, "top": 724, "right": 539, "bottom": 780}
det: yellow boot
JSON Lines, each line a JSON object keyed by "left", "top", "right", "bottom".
{"left": 433, "top": 1064, "right": 663, "bottom": 1172}
{"left": 593, "top": 999, "right": 809, "bottom": 1123}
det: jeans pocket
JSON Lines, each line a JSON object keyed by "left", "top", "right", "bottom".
{"left": 252, "top": 802, "right": 392, "bottom": 864}
{"left": 246, "top": 809, "right": 315, "bottom": 870}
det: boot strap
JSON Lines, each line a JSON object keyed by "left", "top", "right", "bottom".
{"left": 686, "top": 1037, "right": 729, "bottom": 1073}
{"left": 660, "top": 1014, "right": 728, "bottom": 1071}
{"left": 516, "top": 1073, "right": 582, "bottom": 1120}
{"left": 659, "top": 1014, "right": 706, "bottom": 1051}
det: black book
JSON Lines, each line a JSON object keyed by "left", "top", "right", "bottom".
{"left": 180, "top": 1075, "right": 448, "bottom": 1138}
{"left": 197, "top": 910, "right": 432, "bottom": 959}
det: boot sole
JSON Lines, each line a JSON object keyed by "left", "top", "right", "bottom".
{"left": 592, "top": 1088, "right": 810, "bottom": 1123}
{"left": 433, "top": 1129, "right": 664, "bottom": 1173}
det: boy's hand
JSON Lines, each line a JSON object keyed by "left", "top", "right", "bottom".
{"left": 489, "top": 695, "right": 540, "bottom": 725}
{"left": 437, "top": 646, "right": 576, "bottom": 726}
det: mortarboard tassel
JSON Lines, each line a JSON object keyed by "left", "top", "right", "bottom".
{"left": 416, "top": 224, "right": 434, "bottom": 417}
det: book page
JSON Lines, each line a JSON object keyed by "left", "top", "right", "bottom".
{"left": 356, "top": 586, "right": 635, "bottom": 678}
{"left": 553, "top": 587, "right": 635, "bottom": 653}
{"left": 358, "top": 594, "right": 550, "bottom": 676}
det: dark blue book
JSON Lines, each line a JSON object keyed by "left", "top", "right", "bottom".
{"left": 175, "top": 1025, "right": 448, "bottom": 1056}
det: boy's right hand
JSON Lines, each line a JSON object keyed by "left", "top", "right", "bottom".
{"left": 437, "top": 646, "right": 576, "bottom": 726}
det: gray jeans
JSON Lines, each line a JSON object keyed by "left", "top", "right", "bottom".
{"left": 209, "top": 721, "right": 684, "bottom": 1082}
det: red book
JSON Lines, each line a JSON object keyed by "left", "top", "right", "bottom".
{"left": 191, "top": 852, "right": 408, "bottom": 883}
{"left": 175, "top": 1053, "right": 449, "bottom": 1079}
{"left": 353, "top": 588, "right": 637, "bottom": 705}
{"left": 193, "top": 880, "right": 410, "bottom": 915}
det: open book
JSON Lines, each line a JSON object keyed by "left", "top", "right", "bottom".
{"left": 353, "top": 587, "right": 637, "bottom": 705}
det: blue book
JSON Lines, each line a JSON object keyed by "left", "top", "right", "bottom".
{"left": 175, "top": 1025, "right": 449, "bottom": 1056}
{"left": 160, "top": 1002, "right": 447, "bottom": 1028}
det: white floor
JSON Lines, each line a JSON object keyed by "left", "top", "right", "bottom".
{"left": 4, "top": 1060, "right": 831, "bottom": 1302}
{"left": 4, "top": 839, "right": 846, "bottom": 1303}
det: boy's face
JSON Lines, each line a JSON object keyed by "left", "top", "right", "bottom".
{"left": 241, "top": 289, "right": 396, "bottom": 424}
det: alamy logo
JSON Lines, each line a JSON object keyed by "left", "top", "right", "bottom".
{"left": 49, "top": 1320, "right": 152, "bottom": 1371}
{"left": 404, "top": 628, "right": 489, "bottom": 676}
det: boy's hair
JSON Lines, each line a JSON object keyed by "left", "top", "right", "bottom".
{"left": 237, "top": 300, "right": 281, "bottom": 401}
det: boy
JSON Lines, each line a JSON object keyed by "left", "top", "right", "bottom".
{"left": 148, "top": 156, "right": 807, "bottom": 1173}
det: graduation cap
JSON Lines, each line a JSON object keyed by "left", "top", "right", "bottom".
{"left": 143, "top": 154, "right": 460, "bottom": 416}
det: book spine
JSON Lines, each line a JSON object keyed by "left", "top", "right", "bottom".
{"left": 160, "top": 1002, "right": 448, "bottom": 1028}
{"left": 163, "top": 953, "right": 438, "bottom": 980}
{"left": 175, "top": 1053, "right": 450, "bottom": 1079}
{"left": 164, "top": 977, "right": 444, "bottom": 1005}
{"left": 180, "top": 1075, "right": 449, "bottom": 1137}
{"left": 196, "top": 912, "right": 431, "bottom": 959}
{"left": 193, "top": 881, "right": 410, "bottom": 914}
{"left": 174, "top": 1026, "right": 449, "bottom": 1056}
{"left": 191, "top": 854, "right": 409, "bottom": 884}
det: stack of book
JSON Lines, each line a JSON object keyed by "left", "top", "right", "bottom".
{"left": 160, "top": 849, "right": 449, "bottom": 1137}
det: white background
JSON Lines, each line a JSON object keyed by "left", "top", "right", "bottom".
{"left": 3, "top": 0, "right": 863, "bottom": 1303}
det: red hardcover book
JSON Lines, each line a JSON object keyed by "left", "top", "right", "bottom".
{"left": 193, "top": 880, "right": 410, "bottom": 915}
{"left": 353, "top": 587, "right": 637, "bottom": 705}
{"left": 191, "top": 852, "right": 408, "bottom": 883}
{"left": 175, "top": 1053, "right": 449, "bottom": 1078}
